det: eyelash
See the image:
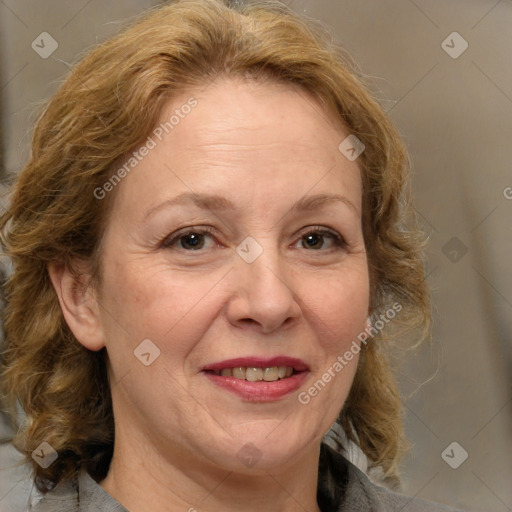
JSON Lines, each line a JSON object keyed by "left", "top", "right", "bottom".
{"left": 161, "top": 226, "right": 348, "bottom": 253}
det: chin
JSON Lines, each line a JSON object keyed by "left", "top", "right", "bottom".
{"left": 203, "top": 428, "right": 317, "bottom": 474}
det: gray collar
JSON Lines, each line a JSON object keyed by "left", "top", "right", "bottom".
{"left": 30, "top": 443, "right": 461, "bottom": 511}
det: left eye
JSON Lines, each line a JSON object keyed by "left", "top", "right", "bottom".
{"left": 294, "top": 228, "right": 346, "bottom": 251}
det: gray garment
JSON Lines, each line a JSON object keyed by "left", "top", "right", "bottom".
{"left": 30, "top": 443, "right": 465, "bottom": 511}
{"left": 29, "top": 470, "right": 126, "bottom": 512}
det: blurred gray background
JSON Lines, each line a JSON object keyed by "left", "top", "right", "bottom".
{"left": 1, "top": 1, "right": 511, "bottom": 511}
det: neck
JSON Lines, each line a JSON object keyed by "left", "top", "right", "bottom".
{"left": 99, "top": 431, "right": 323, "bottom": 512}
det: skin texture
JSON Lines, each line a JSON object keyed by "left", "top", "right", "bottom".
{"left": 49, "top": 77, "right": 370, "bottom": 512}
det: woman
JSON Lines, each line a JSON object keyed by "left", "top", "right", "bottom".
{"left": 0, "top": 0, "right": 464, "bottom": 510}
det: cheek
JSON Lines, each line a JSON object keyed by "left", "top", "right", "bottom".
{"left": 99, "top": 248, "right": 369, "bottom": 374}
{"left": 99, "top": 259, "right": 222, "bottom": 360}
{"left": 299, "top": 263, "right": 370, "bottom": 348}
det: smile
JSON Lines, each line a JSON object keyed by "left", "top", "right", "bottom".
{"left": 207, "top": 366, "right": 294, "bottom": 381}
{"left": 202, "top": 356, "right": 310, "bottom": 402}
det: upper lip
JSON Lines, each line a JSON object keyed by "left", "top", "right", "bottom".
{"left": 202, "top": 356, "right": 309, "bottom": 372}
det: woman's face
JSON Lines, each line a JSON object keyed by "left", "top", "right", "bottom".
{"left": 92, "top": 77, "right": 369, "bottom": 473}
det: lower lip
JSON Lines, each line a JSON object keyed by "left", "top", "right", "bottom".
{"left": 203, "top": 371, "right": 309, "bottom": 402}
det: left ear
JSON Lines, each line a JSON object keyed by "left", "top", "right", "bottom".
{"left": 48, "top": 260, "right": 106, "bottom": 351}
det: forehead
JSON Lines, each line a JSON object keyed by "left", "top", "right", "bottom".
{"left": 164, "top": 76, "right": 347, "bottom": 157}
{"left": 110, "top": 76, "right": 362, "bottom": 219}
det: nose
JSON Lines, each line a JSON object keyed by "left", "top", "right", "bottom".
{"left": 225, "top": 240, "right": 302, "bottom": 334}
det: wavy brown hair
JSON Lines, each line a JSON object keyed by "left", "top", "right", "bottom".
{"left": 0, "top": 0, "right": 429, "bottom": 493}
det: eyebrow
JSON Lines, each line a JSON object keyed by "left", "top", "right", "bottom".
{"left": 143, "top": 191, "right": 358, "bottom": 220}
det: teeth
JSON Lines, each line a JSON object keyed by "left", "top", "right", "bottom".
{"left": 212, "top": 366, "right": 296, "bottom": 381}
{"left": 263, "top": 367, "right": 278, "bottom": 381}
{"left": 232, "top": 367, "right": 246, "bottom": 379}
{"left": 246, "top": 367, "right": 263, "bottom": 382}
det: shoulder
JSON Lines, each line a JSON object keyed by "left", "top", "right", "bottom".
{"left": 318, "top": 442, "right": 466, "bottom": 512}
{"left": 30, "top": 470, "right": 127, "bottom": 512}
{"left": 28, "top": 476, "right": 78, "bottom": 512}
{"left": 366, "top": 478, "right": 466, "bottom": 512}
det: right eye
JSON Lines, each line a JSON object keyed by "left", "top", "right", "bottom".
{"left": 161, "top": 227, "right": 218, "bottom": 251}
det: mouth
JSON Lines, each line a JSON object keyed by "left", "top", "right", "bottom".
{"left": 201, "top": 356, "right": 309, "bottom": 402}
{"left": 205, "top": 366, "right": 297, "bottom": 381}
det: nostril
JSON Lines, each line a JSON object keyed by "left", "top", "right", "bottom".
{"left": 238, "top": 318, "right": 259, "bottom": 328}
